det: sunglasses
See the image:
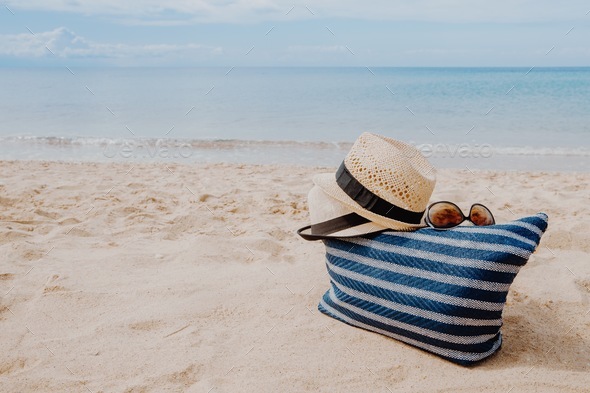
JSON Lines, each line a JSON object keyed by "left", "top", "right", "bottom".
{"left": 425, "top": 201, "right": 495, "bottom": 229}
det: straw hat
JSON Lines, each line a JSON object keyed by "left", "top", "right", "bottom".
{"left": 298, "top": 133, "right": 436, "bottom": 240}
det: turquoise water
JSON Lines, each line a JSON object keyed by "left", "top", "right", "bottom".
{"left": 0, "top": 67, "right": 589, "bottom": 169}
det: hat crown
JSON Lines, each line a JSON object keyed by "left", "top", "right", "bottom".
{"left": 343, "top": 133, "right": 436, "bottom": 212}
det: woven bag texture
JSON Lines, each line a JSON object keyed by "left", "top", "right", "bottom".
{"left": 319, "top": 213, "right": 548, "bottom": 365}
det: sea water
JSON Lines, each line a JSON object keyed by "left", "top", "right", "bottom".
{"left": 0, "top": 67, "right": 589, "bottom": 170}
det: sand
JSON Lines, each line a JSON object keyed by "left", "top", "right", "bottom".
{"left": 1, "top": 160, "right": 589, "bottom": 392}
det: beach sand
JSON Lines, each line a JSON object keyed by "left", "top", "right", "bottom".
{"left": 1, "top": 160, "right": 589, "bottom": 392}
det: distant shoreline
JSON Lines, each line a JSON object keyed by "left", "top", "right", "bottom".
{"left": 1, "top": 137, "right": 588, "bottom": 172}
{"left": 2, "top": 65, "right": 590, "bottom": 69}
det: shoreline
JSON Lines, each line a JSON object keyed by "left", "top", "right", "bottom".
{"left": 1, "top": 158, "right": 589, "bottom": 175}
{"left": 1, "top": 161, "right": 589, "bottom": 392}
{"left": 1, "top": 138, "right": 589, "bottom": 172}
{"left": 1, "top": 160, "right": 590, "bottom": 181}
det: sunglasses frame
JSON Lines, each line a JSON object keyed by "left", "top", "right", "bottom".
{"left": 425, "top": 201, "right": 495, "bottom": 230}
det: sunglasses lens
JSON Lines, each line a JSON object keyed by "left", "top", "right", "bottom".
{"left": 469, "top": 204, "right": 495, "bottom": 226}
{"left": 428, "top": 202, "right": 465, "bottom": 228}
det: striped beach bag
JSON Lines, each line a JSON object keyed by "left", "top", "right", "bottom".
{"left": 319, "top": 213, "right": 548, "bottom": 365}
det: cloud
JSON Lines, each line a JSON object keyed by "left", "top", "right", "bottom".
{"left": 5, "top": 0, "right": 282, "bottom": 24}
{"left": 0, "top": 27, "right": 222, "bottom": 60}
{"left": 5, "top": 0, "right": 590, "bottom": 24}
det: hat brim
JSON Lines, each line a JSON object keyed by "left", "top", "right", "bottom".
{"left": 313, "top": 173, "right": 426, "bottom": 231}
{"left": 297, "top": 185, "right": 389, "bottom": 241}
{"left": 297, "top": 220, "right": 388, "bottom": 241}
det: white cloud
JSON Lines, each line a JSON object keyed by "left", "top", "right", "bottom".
{"left": 318, "top": 0, "right": 589, "bottom": 23}
{"left": 5, "top": 0, "right": 281, "bottom": 24}
{"left": 5, "top": 0, "right": 590, "bottom": 23}
{"left": 0, "top": 27, "right": 222, "bottom": 59}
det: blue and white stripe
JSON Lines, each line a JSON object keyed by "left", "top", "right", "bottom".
{"left": 318, "top": 213, "right": 548, "bottom": 365}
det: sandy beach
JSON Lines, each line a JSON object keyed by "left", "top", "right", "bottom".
{"left": 1, "top": 160, "right": 589, "bottom": 392}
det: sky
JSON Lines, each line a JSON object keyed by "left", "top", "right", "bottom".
{"left": 0, "top": 1, "right": 589, "bottom": 67}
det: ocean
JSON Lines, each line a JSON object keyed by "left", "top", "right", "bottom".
{"left": 0, "top": 67, "right": 589, "bottom": 171}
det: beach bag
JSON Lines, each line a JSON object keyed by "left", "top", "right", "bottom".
{"left": 318, "top": 213, "right": 548, "bottom": 365}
